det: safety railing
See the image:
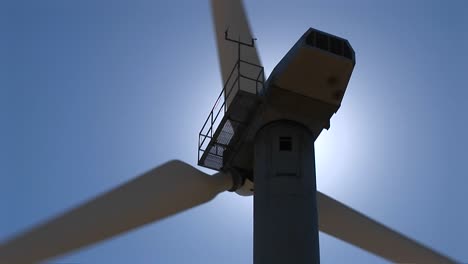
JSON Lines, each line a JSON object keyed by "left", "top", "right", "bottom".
{"left": 198, "top": 57, "right": 264, "bottom": 166}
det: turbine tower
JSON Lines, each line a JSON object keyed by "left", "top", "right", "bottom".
{"left": 0, "top": 1, "right": 459, "bottom": 263}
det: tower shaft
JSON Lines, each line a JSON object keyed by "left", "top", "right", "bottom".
{"left": 253, "top": 121, "right": 320, "bottom": 264}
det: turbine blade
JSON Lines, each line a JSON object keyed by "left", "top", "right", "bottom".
{"left": 0, "top": 160, "right": 233, "bottom": 264}
{"left": 317, "top": 191, "right": 457, "bottom": 264}
{"left": 211, "top": 0, "right": 263, "bottom": 87}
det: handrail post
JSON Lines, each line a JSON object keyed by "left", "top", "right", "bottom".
{"left": 224, "top": 89, "right": 226, "bottom": 113}
{"left": 238, "top": 37, "right": 241, "bottom": 94}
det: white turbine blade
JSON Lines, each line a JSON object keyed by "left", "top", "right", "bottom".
{"left": 317, "top": 191, "right": 457, "bottom": 264}
{"left": 0, "top": 160, "right": 233, "bottom": 264}
{"left": 211, "top": 0, "right": 263, "bottom": 86}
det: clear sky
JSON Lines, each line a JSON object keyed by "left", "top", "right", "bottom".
{"left": 2, "top": 0, "right": 467, "bottom": 263}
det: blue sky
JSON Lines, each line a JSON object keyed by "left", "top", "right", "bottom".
{"left": 2, "top": 0, "right": 467, "bottom": 263}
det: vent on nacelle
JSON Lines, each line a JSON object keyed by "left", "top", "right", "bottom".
{"left": 305, "top": 30, "right": 353, "bottom": 60}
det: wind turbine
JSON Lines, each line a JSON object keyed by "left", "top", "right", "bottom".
{"left": 0, "top": 0, "right": 459, "bottom": 264}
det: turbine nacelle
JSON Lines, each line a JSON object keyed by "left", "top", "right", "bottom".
{"left": 209, "top": 28, "right": 355, "bottom": 175}
{"left": 262, "top": 28, "right": 355, "bottom": 138}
